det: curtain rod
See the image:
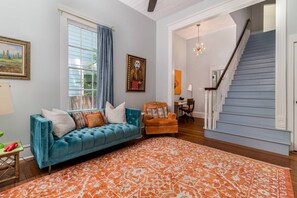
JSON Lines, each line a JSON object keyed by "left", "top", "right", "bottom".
{"left": 58, "top": 8, "right": 115, "bottom": 31}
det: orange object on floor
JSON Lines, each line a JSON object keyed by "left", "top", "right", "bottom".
{"left": 1, "top": 137, "right": 294, "bottom": 198}
{"left": 143, "top": 101, "right": 178, "bottom": 135}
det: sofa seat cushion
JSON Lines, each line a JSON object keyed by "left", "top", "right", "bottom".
{"left": 49, "top": 123, "right": 139, "bottom": 158}
{"left": 145, "top": 118, "right": 178, "bottom": 126}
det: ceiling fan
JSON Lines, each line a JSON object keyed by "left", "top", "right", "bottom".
{"left": 148, "top": 0, "right": 158, "bottom": 12}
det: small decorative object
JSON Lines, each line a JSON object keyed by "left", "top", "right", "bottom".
{"left": 174, "top": 69, "right": 182, "bottom": 95}
{"left": 126, "top": 54, "right": 146, "bottom": 92}
{"left": 187, "top": 84, "right": 193, "bottom": 98}
{"left": 0, "top": 36, "right": 30, "bottom": 80}
{"left": 193, "top": 24, "right": 206, "bottom": 56}
{"left": 4, "top": 142, "right": 18, "bottom": 152}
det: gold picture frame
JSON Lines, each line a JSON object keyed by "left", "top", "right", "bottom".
{"left": 0, "top": 36, "right": 30, "bottom": 80}
{"left": 126, "top": 54, "right": 146, "bottom": 92}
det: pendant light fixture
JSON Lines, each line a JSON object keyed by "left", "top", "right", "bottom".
{"left": 193, "top": 24, "right": 206, "bottom": 56}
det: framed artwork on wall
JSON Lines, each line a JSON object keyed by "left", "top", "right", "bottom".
{"left": 174, "top": 69, "right": 182, "bottom": 95}
{"left": 0, "top": 36, "right": 30, "bottom": 80}
{"left": 126, "top": 54, "right": 146, "bottom": 92}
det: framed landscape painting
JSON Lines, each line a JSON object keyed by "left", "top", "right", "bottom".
{"left": 0, "top": 36, "right": 30, "bottom": 80}
{"left": 126, "top": 54, "right": 146, "bottom": 92}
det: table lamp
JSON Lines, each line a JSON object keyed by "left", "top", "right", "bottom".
{"left": 187, "top": 84, "right": 193, "bottom": 98}
{"left": 0, "top": 83, "right": 14, "bottom": 149}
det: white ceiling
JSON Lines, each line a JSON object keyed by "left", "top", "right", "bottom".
{"left": 117, "top": 0, "right": 203, "bottom": 21}
{"left": 175, "top": 14, "right": 236, "bottom": 40}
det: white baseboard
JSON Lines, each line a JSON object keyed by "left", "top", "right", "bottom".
{"left": 193, "top": 111, "right": 205, "bottom": 119}
{"left": 20, "top": 144, "right": 34, "bottom": 160}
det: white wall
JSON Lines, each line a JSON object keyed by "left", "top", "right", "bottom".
{"left": 186, "top": 27, "right": 236, "bottom": 118}
{"left": 263, "top": 4, "right": 276, "bottom": 32}
{"left": 230, "top": 7, "right": 252, "bottom": 42}
{"left": 287, "top": 0, "right": 297, "bottom": 36}
{"left": 172, "top": 33, "right": 187, "bottom": 100}
{"left": 0, "top": 0, "right": 156, "bottom": 158}
{"left": 251, "top": 0, "right": 275, "bottom": 32}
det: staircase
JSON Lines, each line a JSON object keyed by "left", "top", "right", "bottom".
{"left": 205, "top": 31, "right": 291, "bottom": 155}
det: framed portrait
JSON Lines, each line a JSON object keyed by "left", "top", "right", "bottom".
{"left": 0, "top": 36, "right": 30, "bottom": 80}
{"left": 126, "top": 54, "right": 146, "bottom": 92}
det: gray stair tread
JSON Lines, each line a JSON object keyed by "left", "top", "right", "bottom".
{"left": 235, "top": 71, "right": 274, "bottom": 76}
{"left": 206, "top": 129, "right": 290, "bottom": 145}
{"left": 239, "top": 63, "right": 275, "bottom": 68}
{"left": 237, "top": 65, "right": 274, "bottom": 70}
{"left": 241, "top": 55, "right": 275, "bottom": 60}
{"left": 226, "top": 97, "right": 274, "bottom": 100}
{"left": 221, "top": 111, "right": 274, "bottom": 119}
{"left": 217, "top": 120, "right": 289, "bottom": 133}
{"left": 223, "top": 104, "right": 275, "bottom": 109}
{"left": 230, "top": 83, "right": 275, "bottom": 86}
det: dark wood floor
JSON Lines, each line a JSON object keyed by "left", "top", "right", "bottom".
{"left": 1, "top": 118, "right": 296, "bottom": 196}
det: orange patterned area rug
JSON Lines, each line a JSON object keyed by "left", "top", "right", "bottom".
{"left": 1, "top": 137, "right": 294, "bottom": 198}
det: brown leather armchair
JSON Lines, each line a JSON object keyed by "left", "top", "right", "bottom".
{"left": 143, "top": 102, "right": 178, "bottom": 135}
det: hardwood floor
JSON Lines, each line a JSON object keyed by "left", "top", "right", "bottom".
{"left": 1, "top": 118, "right": 296, "bottom": 196}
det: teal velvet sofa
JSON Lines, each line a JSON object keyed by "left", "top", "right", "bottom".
{"left": 30, "top": 108, "right": 141, "bottom": 172}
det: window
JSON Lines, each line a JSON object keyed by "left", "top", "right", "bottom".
{"left": 68, "top": 21, "right": 97, "bottom": 110}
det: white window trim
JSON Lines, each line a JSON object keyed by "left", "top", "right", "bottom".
{"left": 59, "top": 11, "right": 97, "bottom": 110}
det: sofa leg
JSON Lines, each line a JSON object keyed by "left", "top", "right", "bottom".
{"left": 48, "top": 165, "right": 51, "bottom": 175}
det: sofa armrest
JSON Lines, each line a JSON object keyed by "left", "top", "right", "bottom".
{"left": 30, "top": 114, "right": 54, "bottom": 167}
{"left": 126, "top": 108, "right": 141, "bottom": 128}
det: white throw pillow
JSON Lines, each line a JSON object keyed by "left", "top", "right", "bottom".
{"left": 41, "top": 109, "right": 76, "bottom": 138}
{"left": 105, "top": 102, "right": 127, "bottom": 124}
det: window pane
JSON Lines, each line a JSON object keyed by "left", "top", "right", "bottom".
{"left": 69, "top": 68, "right": 82, "bottom": 90}
{"left": 68, "top": 22, "right": 97, "bottom": 111}
{"left": 81, "top": 50, "right": 96, "bottom": 69}
{"left": 83, "top": 70, "right": 93, "bottom": 89}
{"left": 68, "top": 46, "right": 81, "bottom": 68}
{"left": 68, "top": 25, "right": 81, "bottom": 47}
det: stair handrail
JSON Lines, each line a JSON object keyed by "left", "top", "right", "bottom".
{"left": 204, "top": 19, "right": 251, "bottom": 130}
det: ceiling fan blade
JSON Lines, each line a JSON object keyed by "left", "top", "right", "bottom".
{"left": 148, "top": 0, "right": 157, "bottom": 12}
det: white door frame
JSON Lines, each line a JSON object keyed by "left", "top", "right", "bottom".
{"left": 167, "top": 0, "right": 287, "bottom": 130}
{"left": 288, "top": 34, "right": 297, "bottom": 151}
